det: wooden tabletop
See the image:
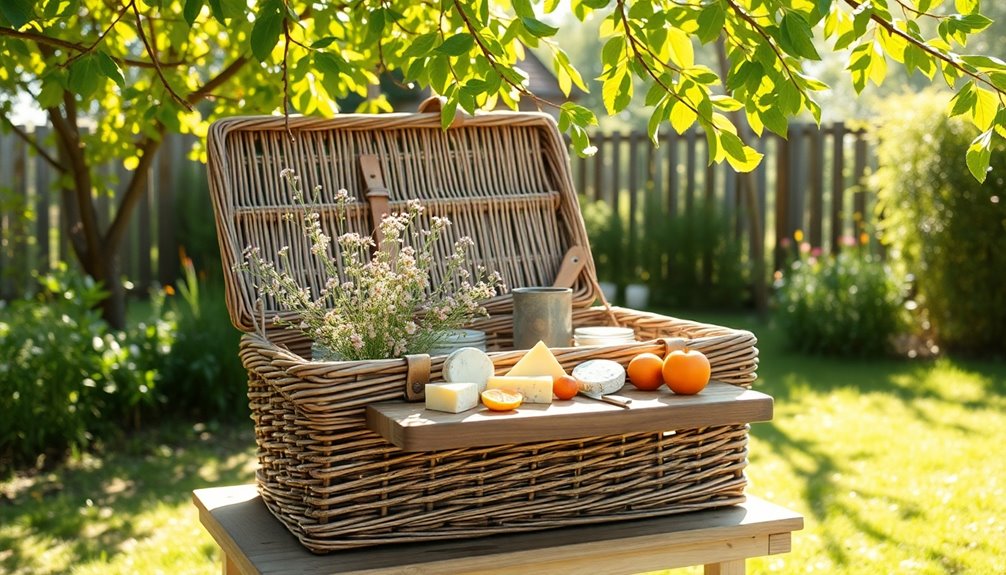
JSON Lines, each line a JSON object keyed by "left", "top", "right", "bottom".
{"left": 366, "top": 381, "right": 774, "bottom": 451}
{"left": 193, "top": 485, "right": 803, "bottom": 575}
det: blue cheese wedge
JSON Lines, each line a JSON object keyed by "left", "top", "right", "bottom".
{"left": 443, "top": 347, "right": 495, "bottom": 392}
{"left": 572, "top": 359, "right": 626, "bottom": 396}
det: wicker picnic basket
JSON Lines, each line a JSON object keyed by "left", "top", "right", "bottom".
{"left": 207, "top": 102, "right": 760, "bottom": 553}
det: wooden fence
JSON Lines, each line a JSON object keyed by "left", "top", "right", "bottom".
{"left": 0, "top": 122, "right": 874, "bottom": 301}
{"left": 569, "top": 123, "right": 874, "bottom": 282}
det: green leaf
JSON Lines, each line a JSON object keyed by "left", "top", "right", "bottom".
{"left": 669, "top": 99, "right": 697, "bottom": 134}
{"left": 429, "top": 56, "right": 450, "bottom": 93}
{"left": 601, "top": 36, "right": 625, "bottom": 70}
{"left": 667, "top": 27, "right": 694, "bottom": 68}
{"left": 956, "top": 0, "right": 980, "bottom": 13}
{"left": 512, "top": 0, "right": 534, "bottom": 19}
{"left": 949, "top": 82, "right": 976, "bottom": 117}
{"left": 311, "top": 36, "right": 339, "bottom": 49}
{"left": 250, "top": 0, "right": 285, "bottom": 61}
{"left": 68, "top": 55, "right": 102, "bottom": 99}
{"left": 441, "top": 98, "right": 459, "bottom": 131}
{"left": 437, "top": 33, "right": 474, "bottom": 56}
{"left": 972, "top": 87, "right": 999, "bottom": 130}
{"left": 0, "top": 0, "right": 34, "bottom": 28}
{"left": 696, "top": 3, "right": 725, "bottom": 44}
{"left": 966, "top": 128, "right": 992, "bottom": 182}
{"left": 522, "top": 17, "right": 559, "bottom": 38}
{"left": 721, "top": 132, "right": 763, "bottom": 172}
{"left": 647, "top": 101, "right": 666, "bottom": 142}
{"left": 779, "top": 12, "right": 820, "bottom": 60}
{"left": 94, "top": 51, "right": 124, "bottom": 88}
{"left": 602, "top": 70, "right": 632, "bottom": 115}
{"left": 314, "top": 52, "right": 343, "bottom": 75}
{"left": 367, "top": 9, "right": 386, "bottom": 42}
{"left": 207, "top": 0, "right": 244, "bottom": 22}
{"left": 183, "top": 0, "right": 203, "bottom": 25}
{"left": 401, "top": 32, "right": 438, "bottom": 58}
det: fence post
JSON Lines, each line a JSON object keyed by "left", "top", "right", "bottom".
{"left": 774, "top": 129, "right": 791, "bottom": 272}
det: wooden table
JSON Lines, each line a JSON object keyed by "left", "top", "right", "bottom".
{"left": 193, "top": 485, "right": 803, "bottom": 575}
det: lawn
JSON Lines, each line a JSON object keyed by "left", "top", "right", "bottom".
{"left": 2, "top": 312, "right": 1004, "bottom": 574}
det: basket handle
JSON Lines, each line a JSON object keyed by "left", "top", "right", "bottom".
{"left": 359, "top": 154, "right": 391, "bottom": 248}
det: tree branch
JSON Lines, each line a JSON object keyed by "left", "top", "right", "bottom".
{"left": 0, "top": 26, "right": 190, "bottom": 69}
{"left": 843, "top": 0, "right": 1005, "bottom": 97}
{"left": 63, "top": 0, "right": 135, "bottom": 68}
{"left": 46, "top": 98, "right": 101, "bottom": 270}
{"left": 131, "top": 2, "right": 192, "bottom": 111}
{"left": 1, "top": 115, "right": 67, "bottom": 172}
{"left": 104, "top": 54, "right": 251, "bottom": 252}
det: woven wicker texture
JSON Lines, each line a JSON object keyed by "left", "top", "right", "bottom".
{"left": 208, "top": 108, "right": 760, "bottom": 553}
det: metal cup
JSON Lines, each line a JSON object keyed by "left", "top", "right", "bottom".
{"left": 512, "top": 287, "right": 573, "bottom": 349}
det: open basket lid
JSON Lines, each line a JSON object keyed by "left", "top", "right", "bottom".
{"left": 206, "top": 105, "right": 602, "bottom": 333}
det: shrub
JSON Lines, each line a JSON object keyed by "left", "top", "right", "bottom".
{"left": 642, "top": 196, "right": 748, "bottom": 310}
{"left": 872, "top": 91, "right": 1006, "bottom": 356}
{"left": 0, "top": 265, "right": 171, "bottom": 472}
{"left": 774, "top": 243, "right": 907, "bottom": 356}
{"left": 159, "top": 256, "right": 247, "bottom": 422}
{"left": 579, "top": 195, "right": 622, "bottom": 285}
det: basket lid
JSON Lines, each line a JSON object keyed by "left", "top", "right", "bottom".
{"left": 207, "top": 108, "right": 601, "bottom": 333}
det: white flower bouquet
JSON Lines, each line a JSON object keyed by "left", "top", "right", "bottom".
{"left": 236, "top": 169, "right": 503, "bottom": 360}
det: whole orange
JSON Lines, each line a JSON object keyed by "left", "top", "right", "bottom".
{"left": 553, "top": 375, "right": 579, "bottom": 400}
{"left": 627, "top": 353, "right": 665, "bottom": 391}
{"left": 662, "top": 349, "right": 711, "bottom": 395}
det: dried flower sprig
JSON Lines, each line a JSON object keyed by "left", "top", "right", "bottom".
{"left": 235, "top": 168, "right": 503, "bottom": 360}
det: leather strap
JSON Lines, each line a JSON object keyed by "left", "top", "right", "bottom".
{"left": 404, "top": 354, "right": 431, "bottom": 402}
{"left": 359, "top": 155, "right": 390, "bottom": 247}
{"left": 552, "top": 245, "right": 588, "bottom": 288}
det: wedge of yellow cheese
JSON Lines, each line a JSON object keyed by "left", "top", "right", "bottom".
{"left": 425, "top": 382, "right": 480, "bottom": 413}
{"left": 486, "top": 375, "right": 553, "bottom": 404}
{"left": 505, "top": 341, "right": 567, "bottom": 380}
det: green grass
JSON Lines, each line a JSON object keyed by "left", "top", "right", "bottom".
{"left": 2, "top": 312, "right": 1005, "bottom": 574}
{"left": 0, "top": 423, "right": 256, "bottom": 574}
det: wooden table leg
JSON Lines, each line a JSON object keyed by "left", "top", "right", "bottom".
{"left": 222, "top": 550, "right": 242, "bottom": 575}
{"left": 704, "top": 559, "right": 745, "bottom": 575}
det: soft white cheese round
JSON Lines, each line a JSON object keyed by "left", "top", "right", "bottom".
{"left": 442, "top": 347, "right": 495, "bottom": 392}
{"left": 572, "top": 359, "right": 626, "bottom": 396}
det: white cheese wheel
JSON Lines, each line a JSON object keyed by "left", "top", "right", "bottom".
{"left": 443, "top": 347, "right": 495, "bottom": 392}
{"left": 572, "top": 359, "right": 626, "bottom": 396}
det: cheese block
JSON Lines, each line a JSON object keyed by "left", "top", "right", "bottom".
{"left": 505, "top": 341, "right": 567, "bottom": 380}
{"left": 425, "top": 382, "right": 480, "bottom": 413}
{"left": 572, "top": 359, "right": 626, "bottom": 396}
{"left": 443, "top": 347, "right": 494, "bottom": 392}
{"left": 485, "top": 375, "right": 553, "bottom": 404}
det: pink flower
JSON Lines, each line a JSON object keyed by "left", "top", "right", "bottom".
{"left": 799, "top": 242, "right": 811, "bottom": 254}
{"left": 811, "top": 247, "right": 823, "bottom": 257}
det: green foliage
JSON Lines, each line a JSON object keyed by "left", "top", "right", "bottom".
{"left": 774, "top": 246, "right": 907, "bottom": 356}
{"left": 578, "top": 195, "right": 621, "bottom": 284}
{"left": 159, "top": 259, "right": 246, "bottom": 422}
{"left": 873, "top": 91, "right": 1006, "bottom": 356}
{"left": 642, "top": 197, "right": 748, "bottom": 309}
{"left": 0, "top": 265, "right": 172, "bottom": 471}
{"left": 4, "top": 0, "right": 1006, "bottom": 178}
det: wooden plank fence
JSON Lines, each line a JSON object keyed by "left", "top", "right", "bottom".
{"left": 0, "top": 122, "right": 874, "bottom": 301}
{"left": 569, "top": 122, "right": 874, "bottom": 286}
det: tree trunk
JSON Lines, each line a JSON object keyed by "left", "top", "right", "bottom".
{"left": 715, "top": 40, "right": 768, "bottom": 318}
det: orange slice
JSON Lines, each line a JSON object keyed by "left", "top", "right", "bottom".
{"left": 481, "top": 388, "right": 523, "bottom": 411}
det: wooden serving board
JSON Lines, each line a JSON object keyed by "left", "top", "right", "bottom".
{"left": 366, "top": 381, "right": 772, "bottom": 452}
